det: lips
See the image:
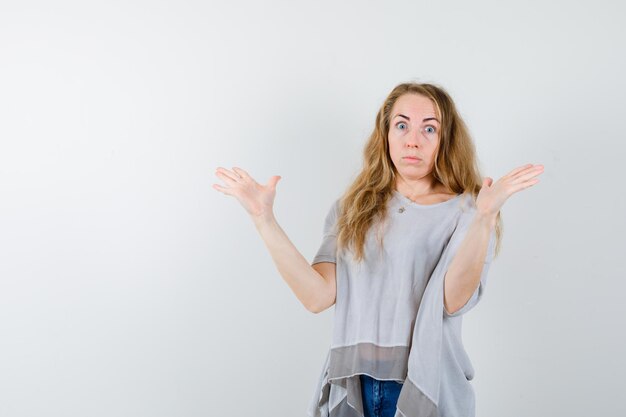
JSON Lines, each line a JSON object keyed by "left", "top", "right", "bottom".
{"left": 403, "top": 156, "right": 421, "bottom": 160}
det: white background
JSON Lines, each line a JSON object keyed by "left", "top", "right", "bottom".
{"left": 1, "top": 0, "right": 624, "bottom": 416}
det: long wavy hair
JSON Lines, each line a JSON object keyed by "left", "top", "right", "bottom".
{"left": 334, "top": 81, "right": 503, "bottom": 263}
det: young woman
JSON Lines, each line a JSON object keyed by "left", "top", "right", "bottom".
{"left": 213, "top": 82, "right": 544, "bottom": 417}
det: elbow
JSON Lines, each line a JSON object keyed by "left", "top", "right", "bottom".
{"left": 443, "top": 294, "right": 460, "bottom": 316}
{"left": 307, "top": 305, "right": 322, "bottom": 314}
{"left": 304, "top": 295, "right": 322, "bottom": 314}
{"left": 444, "top": 304, "right": 461, "bottom": 316}
{"left": 306, "top": 301, "right": 326, "bottom": 314}
{"left": 304, "top": 299, "right": 319, "bottom": 314}
{"left": 306, "top": 274, "right": 336, "bottom": 314}
{"left": 306, "top": 296, "right": 334, "bottom": 314}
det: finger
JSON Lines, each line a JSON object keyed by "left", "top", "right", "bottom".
{"left": 215, "top": 170, "right": 241, "bottom": 186}
{"left": 509, "top": 178, "right": 541, "bottom": 193}
{"left": 510, "top": 166, "right": 545, "bottom": 184}
{"left": 215, "top": 167, "right": 242, "bottom": 183}
{"left": 506, "top": 164, "right": 543, "bottom": 179}
{"left": 506, "top": 164, "right": 533, "bottom": 177}
{"left": 212, "top": 183, "right": 234, "bottom": 195}
{"left": 505, "top": 164, "right": 534, "bottom": 178}
{"left": 232, "top": 167, "right": 251, "bottom": 180}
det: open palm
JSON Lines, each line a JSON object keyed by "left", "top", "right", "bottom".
{"left": 476, "top": 163, "right": 544, "bottom": 216}
{"left": 213, "top": 166, "right": 282, "bottom": 218}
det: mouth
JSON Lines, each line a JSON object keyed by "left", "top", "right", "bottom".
{"left": 403, "top": 156, "right": 422, "bottom": 161}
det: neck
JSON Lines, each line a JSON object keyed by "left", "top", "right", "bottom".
{"left": 395, "top": 176, "right": 441, "bottom": 197}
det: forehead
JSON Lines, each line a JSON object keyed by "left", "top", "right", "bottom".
{"left": 391, "top": 93, "right": 438, "bottom": 120}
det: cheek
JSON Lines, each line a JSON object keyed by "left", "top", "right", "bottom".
{"left": 387, "top": 137, "right": 399, "bottom": 154}
{"left": 390, "top": 143, "right": 404, "bottom": 161}
{"left": 426, "top": 141, "right": 439, "bottom": 156}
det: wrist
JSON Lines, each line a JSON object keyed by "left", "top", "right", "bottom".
{"left": 251, "top": 211, "right": 277, "bottom": 229}
{"left": 475, "top": 211, "right": 498, "bottom": 228}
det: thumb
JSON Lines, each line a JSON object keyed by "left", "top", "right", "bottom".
{"left": 269, "top": 175, "right": 281, "bottom": 189}
{"left": 483, "top": 177, "right": 493, "bottom": 187}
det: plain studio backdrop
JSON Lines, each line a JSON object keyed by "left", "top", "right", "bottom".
{"left": 0, "top": 0, "right": 624, "bottom": 416}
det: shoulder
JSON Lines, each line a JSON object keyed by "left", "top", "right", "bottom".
{"left": 449, "top": 193, "right": 480, "bottom": 233}
{"left": 458, "top": 192, "right": 477, "bottom": 210}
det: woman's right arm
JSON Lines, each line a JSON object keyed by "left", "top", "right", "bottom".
{"left": 213, "top": 166, "right": 336, "bottom": 314}
{"left": 252, "top": 213, "right": 336, "bottom": 314}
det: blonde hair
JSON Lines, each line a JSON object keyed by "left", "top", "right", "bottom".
{"left": 334, "top": 81, "right": 503, "bottom": 262}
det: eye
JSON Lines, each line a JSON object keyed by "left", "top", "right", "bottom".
{"left": 425, "top": 125, "right": 437, "bottom": 134}
{"left": 396, "top": 122, "right": 407, "bottom": 130}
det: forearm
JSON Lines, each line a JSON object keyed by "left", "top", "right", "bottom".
{"left": 251, "top": 213, "right": 328, "bottom": 313}
{"left": 444, "top": 212, "right": 497, "bottom": 314}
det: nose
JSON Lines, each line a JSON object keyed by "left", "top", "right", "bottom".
{"left": 406, "top": 127, "right": 426, "bottom": 147}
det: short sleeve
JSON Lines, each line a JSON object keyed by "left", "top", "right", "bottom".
{"left": 312, "top": 198, "right": 340, "bottom": 265}
{"left": 443, "top": 217, "right": 497, "bottom": 318}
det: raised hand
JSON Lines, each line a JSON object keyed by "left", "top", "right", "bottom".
{"left": 213, "top": 166, "right": 282, "bottom": 219}
{"left": 476, "top": 163, "right": 544, "bottom": 217}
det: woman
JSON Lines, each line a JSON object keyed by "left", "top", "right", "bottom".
{"left": 213, "top": 82, "right": 543, "bottom": 417}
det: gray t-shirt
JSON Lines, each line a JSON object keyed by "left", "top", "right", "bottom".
{"left": 307, "top": 190, "right": 496, "bottom": 417}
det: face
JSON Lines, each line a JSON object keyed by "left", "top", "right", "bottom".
{"left": 387, "top": 93, "right": 441, "bottom": 190}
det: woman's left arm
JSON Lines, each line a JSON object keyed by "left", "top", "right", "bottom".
{"left": 444, "top": 163, "right": 544, "bottom": 315}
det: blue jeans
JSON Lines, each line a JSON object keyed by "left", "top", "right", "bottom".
{"left": 359, "top": 374, "right": 403, "bottom": 417}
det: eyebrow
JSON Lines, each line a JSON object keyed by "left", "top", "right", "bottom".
{"left": 394, "top": 113, "right": 440, "bottom": 123}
